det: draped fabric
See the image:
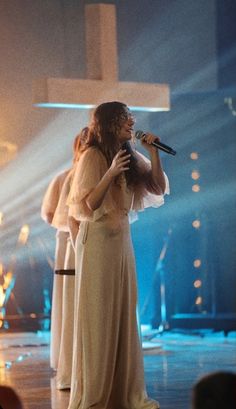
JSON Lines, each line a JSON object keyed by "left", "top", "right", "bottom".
{"left": 67, "top": 147, "right": 169, "bottom": 409}
{"left": 57, "top": 237, "right": 75, "bottom": 389}
{"left": 49, "top": 171, "right": 76, "bottom": 377}
{"left": 50, "top": 230, "right": 69, "bottom": 370}
{"left": 41, "top": 169, "right": 74, "bottom": 370}
{"left": 67, "top": 148, "right": 169, "bottom": 224}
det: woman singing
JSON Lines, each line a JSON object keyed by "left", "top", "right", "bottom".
{"left": 67, "top": 101, "right": 169, "bottom": 409}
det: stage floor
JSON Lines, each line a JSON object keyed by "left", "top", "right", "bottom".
{"left": 0, "top": 330, "right": 236, "bottom": 409}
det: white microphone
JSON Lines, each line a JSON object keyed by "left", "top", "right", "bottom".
{"left": 135, "top": 130, "right": 176, "bottom": 156}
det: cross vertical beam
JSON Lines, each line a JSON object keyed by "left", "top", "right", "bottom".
{"left": 85, "top": 4, "right": 118, "bottom": 81}
{"left": 33, "top": 4, "right": 170, "bottom": 112}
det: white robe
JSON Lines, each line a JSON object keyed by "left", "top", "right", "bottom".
{"left": 55, "top": 170, "right": 76, "bottom": 389}
{"left": 41, "top": 169, "right": 71, "bottom": 370}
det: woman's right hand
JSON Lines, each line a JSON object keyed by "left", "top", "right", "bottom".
{"left": 108, "top": 149, "right": 131, "bottom": 178}
{"left": 86, "top": 150, "right": 130, "bottom": 211}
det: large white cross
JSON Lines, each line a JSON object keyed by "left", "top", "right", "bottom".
{"left": 33, "top": 4, "right": 170, "bottom": 112}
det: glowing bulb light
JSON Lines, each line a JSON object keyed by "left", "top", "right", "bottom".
{"left": 191, "top": 170, "right": 200, "bottom": 180}
{"left": 190, "top": 152, "right": 199, "bottom": 160}
{"left": 195, "top": 296, "right": 202, "bottom": 305}
{"left": 193, "top": 259, "right": 201, "bottom": 268}
{"left": 194, "top": 279, "right": 202, "bottom": 288}
{"left": 192, "top": 219, "right": 201, "bottom": 229}
{"left": 192, "top": 184, "right": 200, "bottom": 192}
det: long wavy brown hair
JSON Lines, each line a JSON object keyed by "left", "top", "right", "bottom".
{"left": 82, "top": 101, "right": 144, "bottom": 187}
{"left": 73, "top": 127, "right": 89, "bottom": 163}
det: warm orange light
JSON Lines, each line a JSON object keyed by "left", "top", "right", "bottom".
{"left": 194, "top": 259, "right": 201, "bottom": 268}
{"left": 192, "top": 219, "right": 201, "bottom": 229}
{"left": 18, "top": 224, "right": 30, "bottom": 245}
{"left": 3, "top": 272, "right": 13, "bottom": 289}
{"left": 192, "top": 184, "right": 200, "bottom": 192}
{"left": 190, "top": 152, "right": 199, "bottom": 160}
{"left": 195, "top": 296, "right": 202, "bottom": 305}
{"left": 194, "top": 279, "right": 202, "bottom": 288}
{"left": 30, "top": 313, "right": 37, "bottom": 318}
{"left": 0, "top": 286, "right": 6, "bottom": 307}
{"left": 191, "top": 170, "right": 200, "bottom": 180}
{"left": 0, "top": 263, "right": 3, "bottom": 276}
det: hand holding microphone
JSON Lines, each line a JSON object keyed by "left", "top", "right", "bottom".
{"left": 135, "top": 130, "right": 176, "bottom": 156}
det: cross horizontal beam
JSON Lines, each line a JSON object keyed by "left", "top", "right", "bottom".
{"left": 33, "top": 77, "right": 170, "bottom": 112}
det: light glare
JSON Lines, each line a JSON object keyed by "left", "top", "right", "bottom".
{"left": 18, "top": 225, "right": 30, "bottom": 245}
{"left": 34, "top": 102, "right": 169, "bottom": 113}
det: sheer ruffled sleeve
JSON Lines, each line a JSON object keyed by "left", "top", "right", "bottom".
{"left": 132, "top": 151, "right": 170, "bottom": 212}
{"left": 67, "top": 147, "right": 116, "bottom": 222}
{"left": 41, "top": 169, "right": 69, "bottom": 224}
{"left": 51, "top": 169, "right": 73, "bottom": 231}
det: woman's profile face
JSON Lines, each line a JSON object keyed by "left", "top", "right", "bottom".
{"left": 117, "top": 111, "right": 135, "bottom": 144}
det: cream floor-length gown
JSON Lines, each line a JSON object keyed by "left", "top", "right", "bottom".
{"left": 51, "top": 169, "right": 76, "bottom": 387}
{"left": 41, "top": 169, "right": 70, "bottom": 370}
{"left": 56, "top": 236, "right": 75, "bottom": 389}
{"left": 67, "top": 147, "right": 169, "bottom": 409}
{"left": 50, "top": 230, "right": 69, "bottom": 369}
